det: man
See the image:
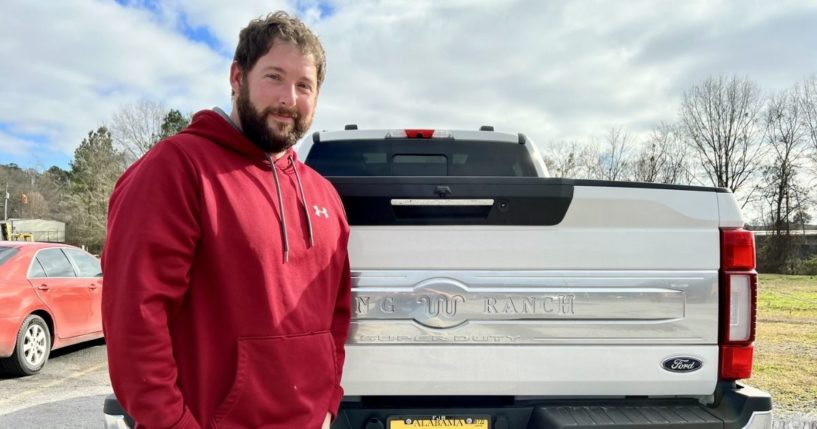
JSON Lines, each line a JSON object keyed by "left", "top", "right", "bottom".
{"left": 102, "top": 11, "right": 350, "bottom": 429}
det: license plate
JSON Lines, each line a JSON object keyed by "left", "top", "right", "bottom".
{"left": 388, "top": 416, "right": 490, "bottom": 428}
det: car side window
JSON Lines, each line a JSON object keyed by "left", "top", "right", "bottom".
{"left": 35, "top": 248, "right": 77, "bottom": 278}
{"left": 64, "top": 248, "right": 102, "bottom": 278}
{"left": 28, "top": 259, "right": 47, "bottom": 278}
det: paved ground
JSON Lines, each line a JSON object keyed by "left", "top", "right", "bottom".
{"left": 0, "top": 339, "right": 111, "bottom": 428}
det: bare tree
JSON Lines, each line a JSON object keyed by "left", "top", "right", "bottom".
{"left": 543, "top": 140, "right": 585, "bottom": 178}
{"left": 586, "top": 126, "right": 632, "bottom": 181}
{"left": 109, "top": 100, "right": 166, "bottom": 163}
{"left": 633, "top": 122, "right": 694, "bottom": 185}
{"left": 757, "top": 87, "right": 811, "bottom": 273}
{"left": 801, "top": 75, "right": 817, "bottom": 170}
{"left": 679, "top": 75, "right": 765, "bottom": 193}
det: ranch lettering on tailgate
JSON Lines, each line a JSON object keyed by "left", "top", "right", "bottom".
{"left": 483, "top": 295, "right": 575, "bottom": 315}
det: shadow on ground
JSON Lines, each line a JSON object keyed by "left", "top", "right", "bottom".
{"left": 0, "top": 394, "right": 109, "bottom": 428}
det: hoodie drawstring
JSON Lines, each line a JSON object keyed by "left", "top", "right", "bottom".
{"left": 266, "top": 153, "right": 290, "bottom": 263}
{"left": 290, "top": 157, "right": 315, "bottom": 248}
{"left": 265, "top": 153, "right": 314, "bottom": 263}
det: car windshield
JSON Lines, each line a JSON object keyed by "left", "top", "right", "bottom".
{"left": 0, "top": 246, "right": 19, "bottom": 266}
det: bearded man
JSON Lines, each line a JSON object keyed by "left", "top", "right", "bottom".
{"left": 102, "top": 11, "right": 351, "bottom": 429}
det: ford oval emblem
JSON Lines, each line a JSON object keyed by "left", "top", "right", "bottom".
{"left": 662, "top": 357, "right": 703, "bottom": 373}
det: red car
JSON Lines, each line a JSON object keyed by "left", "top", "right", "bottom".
{"left": 0, "top": 241, "right": 103, "bottom": 376}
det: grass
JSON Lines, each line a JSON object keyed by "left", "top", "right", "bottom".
{"left": 747, "top": 274, "right": 817, "bottom": 415}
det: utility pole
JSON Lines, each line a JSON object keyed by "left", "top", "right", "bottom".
{"left": 3, "top": 182, "right": 8, "bottom": 221}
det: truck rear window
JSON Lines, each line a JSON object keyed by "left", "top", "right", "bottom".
{"left": 306, "top": 140, "right": 537, "bottom": 177}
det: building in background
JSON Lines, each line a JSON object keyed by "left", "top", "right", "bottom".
{"left": 0, "top": 219, "right": 66, "bottom": 242}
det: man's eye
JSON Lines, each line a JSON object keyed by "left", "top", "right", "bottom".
{"left": 298, "top": 83, "right": 313, "bottom": 92}
{"left": 266, "top": 74, "right": 282, "bottom": 80}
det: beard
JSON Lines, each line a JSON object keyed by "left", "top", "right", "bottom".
{"left": 236, "top": 77, "right": 312, "bottom": 154}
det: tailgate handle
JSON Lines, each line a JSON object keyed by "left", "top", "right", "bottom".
{"left": 434, "top": 185, "right": 452, "bottom": 197}
{"left": 391, "top": 199, "right": 495, "bottom": 206}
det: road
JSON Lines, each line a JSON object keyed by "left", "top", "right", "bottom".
{"left": 0, "top": 339, "right": 111, "bottom": 428}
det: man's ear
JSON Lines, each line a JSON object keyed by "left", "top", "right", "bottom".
{"left": 230, "top": 61, "right": 243, "bottom": 96}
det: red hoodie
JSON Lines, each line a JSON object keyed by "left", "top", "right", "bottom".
{"left": 102, "top": 109, "right": 351, "bottom": 429}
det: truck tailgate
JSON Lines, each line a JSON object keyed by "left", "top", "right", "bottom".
{"left": 330, "top": 177, "right": 736, "bottom": 397}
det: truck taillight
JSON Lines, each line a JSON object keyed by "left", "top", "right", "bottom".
{"left": 719, "top": 228, "right": 757, "bottom": 380}
{"left": 404, "top": 129, "right": 435, "bottom": 139}
{"left": 721, "top": 229, "right": 755, "bottom": 270}
{"left": 386, "top": 129, "right": 452, "bottom": 139}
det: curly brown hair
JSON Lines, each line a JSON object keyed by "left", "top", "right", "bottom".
{"left": 233, "top": 11, "right": 326, "bottom": 87}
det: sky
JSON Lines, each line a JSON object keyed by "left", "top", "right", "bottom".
{"left": 1, "top": 0, "right": 817, "bottom": 171}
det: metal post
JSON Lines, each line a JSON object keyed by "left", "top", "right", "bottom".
{"left": 3, "top": 182, "right": 8, "bottom": 221}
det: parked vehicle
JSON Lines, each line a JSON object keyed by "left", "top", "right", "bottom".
{"left": 0, "top": 241, "right": 103, "bottom": 376}
{"left": 105, "top": 126, "right": 772, "bottom": 428}
{"left": 308, "top": 127, "right": 772, "bottom": 428}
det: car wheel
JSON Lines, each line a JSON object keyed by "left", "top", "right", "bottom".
{"left": 0, "top": 315, "right": 52, "bottom": 376}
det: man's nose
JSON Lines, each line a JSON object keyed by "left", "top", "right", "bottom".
{"left": 278, "top": 84, "right": 297, "bottom": 107}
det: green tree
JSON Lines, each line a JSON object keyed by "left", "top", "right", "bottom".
{"left": 1, "top": 163, "right": 73, "bottom": 223}
{"left": 36, "top": 166, "right": 71, "bottom": 222}
{"left": 158, "top": 109, "right": 190, "bottom": 141}
{"left": 64, "top": 127, "right": 126, "bottom": 252}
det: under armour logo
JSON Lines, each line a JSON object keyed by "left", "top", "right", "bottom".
{"left": 313, "top": 205, "right": 329, "bottom": 218}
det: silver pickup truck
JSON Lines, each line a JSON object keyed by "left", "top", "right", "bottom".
{"left": 105, "top": 126, "right": 773, "bottom": 429}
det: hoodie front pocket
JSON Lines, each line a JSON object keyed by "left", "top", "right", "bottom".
{"left": 211, "top": 331, "right": 336, "bottom": 429}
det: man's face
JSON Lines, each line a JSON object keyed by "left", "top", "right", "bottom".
{"left": 232, "top": 41, "right": 319, "bottom": 154}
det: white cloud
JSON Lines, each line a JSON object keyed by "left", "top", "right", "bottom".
{"left": 306, "top": 0, "right": 817, "bottom": 148}
{"left": 1, "top": 0, "right": 817, "bottom": 169}
{"left": 0, "top": 131, "right": 37, "bottom": 158}
{"left": 156, "top": 0, "right": 290, "bottom": 54}
{"left": 0, "top": 0, "right": 229, "bottom": 159}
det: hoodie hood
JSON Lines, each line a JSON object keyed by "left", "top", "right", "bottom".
{"left": 182, "top": 109, "right": 300, "bottom": 172}
{"left": 183, "top": 109, "right": 267, "bottom": 161}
